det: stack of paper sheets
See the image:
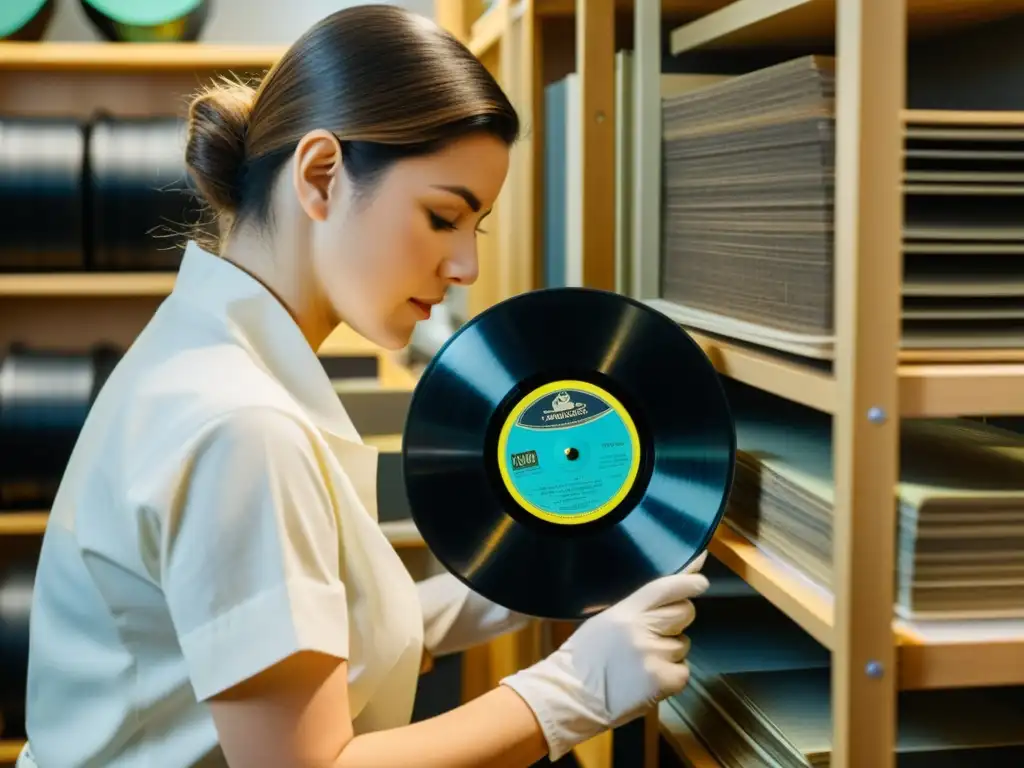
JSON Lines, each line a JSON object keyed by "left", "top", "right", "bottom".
{"left": 670, "top": 595, "right": 1024, "bottom": 767}
{"left": 724, "top": 386, "right": 1024, "bottom": 620}
{"left": 658, "top": 54, "right": 1024, "bottom": 361}
{"left": 903, "top": 115, "right": 1024, "bottom": 354}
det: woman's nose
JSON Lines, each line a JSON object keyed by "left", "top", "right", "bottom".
{"left": 441, "top": 240, "right": 479, "bottom": 286}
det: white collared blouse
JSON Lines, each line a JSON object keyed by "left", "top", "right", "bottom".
{"left": 22, "top": 242, "right": 424, "bottom": 766}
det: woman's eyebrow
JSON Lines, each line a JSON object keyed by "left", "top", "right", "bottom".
{"left": 431, "top": 184, "right": 481, "bottom": 212}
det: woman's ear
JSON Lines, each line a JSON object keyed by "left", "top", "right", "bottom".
{"left": 292, "top": 129, "right": 343, "bottom": 222}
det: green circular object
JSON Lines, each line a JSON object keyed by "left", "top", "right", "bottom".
{"left": 82, "top": 0, "right": 202, "bottom": 26}
{"left": 0, "top": 0, "right": 51, "bottom": 40}
{"left": 80, "top": 0, "right": 210, "bottom": 42}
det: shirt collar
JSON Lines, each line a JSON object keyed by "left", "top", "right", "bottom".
{"left": 169, "top": 241, "right": 362, "bottom": 443}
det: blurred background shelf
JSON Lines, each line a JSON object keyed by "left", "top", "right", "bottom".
{"left": 536, "top": 0, "right": 729, "bottom": 14}
{"left": 0, "top": 743, "right": 21, "bottom": 764}
{"left": 0, "top": 514, "right": 48, "bottom": 537}
{"left": 0, "top": 510, "right": 425, "bottom": 549}
{"left": 0, "top": 42, "right": 285, "bottom": 72}
{"left": 669, "top": 0, "right": 1024, "bottom": 54}
{"left": 0, "top": 273, "right": 177, "bottom": 297}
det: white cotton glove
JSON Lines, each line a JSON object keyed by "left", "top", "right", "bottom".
{"left": 418, "top": 572, "right": 533, "bottom": 657}
{"left": 499, "top": 552, "right": 710, "bottom": 761}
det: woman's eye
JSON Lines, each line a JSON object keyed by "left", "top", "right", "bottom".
{"left": 428, "top": 211, "right": 457, "bottom": 231}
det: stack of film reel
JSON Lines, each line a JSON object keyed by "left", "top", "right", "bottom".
{"left": 0, "top": 113, "right": 211, "bottom": 273}
{"left": 0, "top": 343, "right": 124, "bottom": 739}
{"left": 0, "top": 0, "right": 210, "bottom": 43}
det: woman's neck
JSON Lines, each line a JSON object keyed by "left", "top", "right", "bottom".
{"left": 219, "top": 228, "right": 337, "bottom": 352}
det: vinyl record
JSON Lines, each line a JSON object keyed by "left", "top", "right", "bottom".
{"left": 402, "top": 288, "right": 736, "bottom": 620}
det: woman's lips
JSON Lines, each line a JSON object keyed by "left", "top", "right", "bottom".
{"left": 409, "top": 299, "right": 433, "bottom": 319}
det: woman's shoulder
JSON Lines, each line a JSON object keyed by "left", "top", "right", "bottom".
{"left": 92, "top": 320, "right": 314, "bottom": 482}
{"left": 120, "top": 304, "right": 308, "bottom": 423}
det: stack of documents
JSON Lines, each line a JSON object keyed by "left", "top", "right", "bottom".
{"left": 657, "top": 55, "right": 1024, "bottom": 362}
{"left": 725, "top": 385, "right": 1024, "bottom": 620}
{"left": 670, "top": 595, "right": 1024, "bottom": 766}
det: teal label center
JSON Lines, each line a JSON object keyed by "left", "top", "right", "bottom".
{"left": 501, "top": 387, "right": 636, "bottom": 522}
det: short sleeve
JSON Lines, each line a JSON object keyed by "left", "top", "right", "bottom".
{"left": 160, "top": 406, "right": 349, "bottom": 701}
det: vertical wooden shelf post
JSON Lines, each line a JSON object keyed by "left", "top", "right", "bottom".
{"left": 577, "top": 0, "right": 617, "bottom": 291}
{"left": 831, "top": 0, "right": 906, "bottom": 766}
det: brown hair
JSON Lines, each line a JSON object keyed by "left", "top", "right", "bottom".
{"left": 185, "top": 4, "right": 519, "bottom": 249}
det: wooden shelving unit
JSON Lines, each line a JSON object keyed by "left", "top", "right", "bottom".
{"left": 438, "top": 0, "right": 753, "bottom": 320}
{"left": 442, "top": 1, "right": 1024, "bottom": 767}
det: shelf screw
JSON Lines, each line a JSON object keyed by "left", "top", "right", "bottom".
{"left": 595, "top": 111, "right": 606, "bottom": 123}
{"left": 867, "top": 406, "right": 886, "bottom": 424}
{"left": 865, "top": 661, "right": 884, "bottom": 678}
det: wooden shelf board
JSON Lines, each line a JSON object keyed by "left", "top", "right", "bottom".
{"left": 897, "top": 618, "right": 1024, "bottom": 690}
{"left": 0, "top": 273, "right": 419, "bottom": 381}
{"left": 670, "top": 0, "right": 1021, "bottom": 54}
{"left": 898, "top": 361, "right": 1024, "bottom": 417}
{"left": 903, "top": 109, "right": 1024, "bottom": 127}
{"left": 685, "top": 330, "right": 1024, "bottom": 417}
{"left": 0, "top": 272, "right": 176, "bottom": 297}
{"left": 687, "top": 330, "right": 837, "bottom": 413}
{"left": 0, "top": 512, "right": 48, "bottom": 535}
{"left": 710, "top": 525, "right": 835, "bottom": 646}
{"left": 0, "top": 510, "right": 424, "bottom": 547}
{"left": 713, "top": 523, "right": 1024, "bottom": 690}
{"left": 0, "top": 741, "right": 23, "bottom": 763}
{"left": 658, "top": 700, "right": 724, "bottom": 768}
{"left": 537, "top": 0, "right": 730, "bottom": 16}
{"left": 0, "top": 42, "right": 284, "bottom": 72}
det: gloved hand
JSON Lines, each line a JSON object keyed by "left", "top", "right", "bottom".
{"left": 418, "top": 572, "right": 533, "bottom": 657}
{"left": 499, "top": 552, "right": 709, "bottom": 761}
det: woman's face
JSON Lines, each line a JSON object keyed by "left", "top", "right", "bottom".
{"left": 306, "top": 132, "right": 510, "bottom": 350}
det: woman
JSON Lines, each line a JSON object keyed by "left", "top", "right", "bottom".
{"left": 20, "top": 5, "right": 708, "bottom": 766}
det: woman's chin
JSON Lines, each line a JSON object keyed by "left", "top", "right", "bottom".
{"left": 377, "top": 333, "right": 411, "bottom": 352}
{"left": 365, "top": 321, "right": 414, "bottom": 352}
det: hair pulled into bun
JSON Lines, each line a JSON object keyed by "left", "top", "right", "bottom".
{"left": 180, "top": 5, "right": 518, "bottom": 249}
{"left": 185, "top": 78, "right": 256, "bottom": 220}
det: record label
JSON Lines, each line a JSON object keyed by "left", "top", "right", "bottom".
{"left": 497, "top": 379, "right": 641, "bottom": 525}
